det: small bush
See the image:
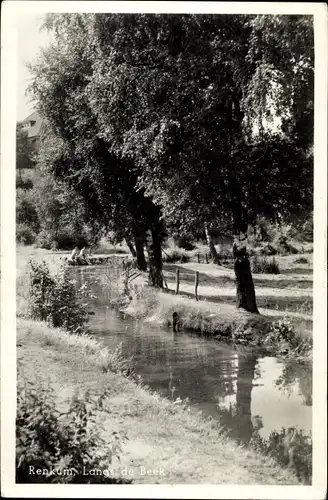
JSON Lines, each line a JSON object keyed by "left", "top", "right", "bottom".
{"left": 217, "top": 245, "right": 233, "bottom": 260}
{"left": 173, "top": 236, "right": 195, "bottom": 251}
{"left": 36, "top": 229, "right": 89, "bottom": 250}
{"left": 28, "top": 260, "right": 89, "bottom": 334}
{"left": 276, "top": 235, "right": 298, "bottom": 255}
{"left": 293, "top": 257, "right": 309, "bottom": 264}
{"left": 35, "top": 229, "right": 55, "bottom": 250}
{"left": 301, "top": 218, "right": 313, "bottom": 242}
{"left": 16, "top": 191, "right": 40, "bottom": 232}
{"left": 251, "top": 256, "right": 280, "bottom": 274}
{"left": 16, "top": 223, "right": 36, "bottom": 245}
{"left": 259, "top": 243, "right": 278, "bottom": 256}
{"left": 265, "top": 318, "right": 312, "bottom": 357}
{"left": 16, "top": 177, "right": 34, "bottom": 190}
{"left": 16, "top": 374, "right": 128, "bottom": 483}
{"left": 250, "top": 427, "right": 312, "bottom": 484}
{"left": 163, "top": 247, "right": 190, "bottom": 263}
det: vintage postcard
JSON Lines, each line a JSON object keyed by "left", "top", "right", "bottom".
{"left": 1, "top": 1, "right": 327, "bottom": 498}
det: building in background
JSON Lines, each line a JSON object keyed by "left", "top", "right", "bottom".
{"left": 20, "top": 110, "right": 44, "bottom": 152}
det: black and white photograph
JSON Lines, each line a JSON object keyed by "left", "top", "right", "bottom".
{"left": 1, "top": 1, "right": 327, "bottom": 498}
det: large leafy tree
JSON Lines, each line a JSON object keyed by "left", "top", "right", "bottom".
{"left": 29, "top": 14, "right": 162, "bottom": 282}
{"left": 29, "top": 14, "right": 313, "bottom": 310}
{"left": 86, "top": 13, "right": 313, "bottom": 312}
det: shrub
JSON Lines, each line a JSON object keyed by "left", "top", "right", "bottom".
{"left": 16, "top": 374, "right": 128, "bottom": 483}
{"left": 251, "top": 256, "right": 280, "bottom": 274}
{"left": 293, "top": 257, "right": 309, "bottom": 264}
{"left": 163, "top": 247, "right": 190, "bottom": 263}
{"left": 16, "top": 190, "right": 40, "bottom": 232}
{"left": 301, "top": 218, "right": 313, "bottom": 242}
{"left": 250, "top": 427, "right": 312, "bottom": 484}
{"left": 16, "top": 177, "right": 34, "bottom": 190}
{"left": 16, "top": 223, "right": 36, "bottom": 245}
{"left": 264, "top": 318, "right": 312, "bottom": 356}
{"left": 28, "top": 260, "right": 89, "bottom": 334}
{"left": 36, "top": 229, "right": 89, "bottom": 250}
{"left": 173, "top": 236, "right": 195, "bottom": 251}
{"left": 35, "top": 229, "right": 55, "bottom": 250}
{"left": 276, "top": 235, "right": 298, "bottom": 255}
{"left": 259, "top": 243, "right": 278, "bottom": 256}
{"left": 217, "top": 244, "right": 233, "bottom": 260}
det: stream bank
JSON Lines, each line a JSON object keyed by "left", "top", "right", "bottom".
{"left": 17, "top": 317, "right": 300, "bottom": 485}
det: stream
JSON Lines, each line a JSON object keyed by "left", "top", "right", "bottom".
{"left": 71, "top": 266, "right": 312, "bottom": 482}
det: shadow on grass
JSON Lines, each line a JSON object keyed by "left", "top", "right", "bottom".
{"left": 282, "top": 268, "right": 313, "bottom": 276}
{"left": 163, "top": 264, "right": 313, "bottom": 291}
{"left": 163, "top": 286, "right": 313, "bottom": 317}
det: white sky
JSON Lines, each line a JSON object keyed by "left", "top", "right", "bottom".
{"left": 16, "top": 14, "right": 50, "bottom": 121}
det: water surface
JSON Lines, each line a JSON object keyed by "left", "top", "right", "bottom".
{"left": 72, "top": 266, "right": 312, "bottom": 480}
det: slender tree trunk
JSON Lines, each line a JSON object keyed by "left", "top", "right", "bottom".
{"left": 134, "top": 236, "right": 147, "bottom": 271}
{"left": 233, "top": 238, "right": 259, "bottom": 313}
{"left": 204, "top": 224, "right": 221, "bottom": 265}
{"left": 125, "top": 236, "right": 136, "bottom": 258}
{"left": 145, "top": 226, "right": 163, "bottom": 288}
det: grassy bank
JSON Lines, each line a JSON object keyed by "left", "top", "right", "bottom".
{"left": 17, "top": 317, "right": 299, "bottom": 485}
{"left": 124, "top": 288, "right": 311, "bottom": 357}
{"left": 16, "top": 245, "right": 312, "bottom": 350}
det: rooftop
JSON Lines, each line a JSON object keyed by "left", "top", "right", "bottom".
{"left": 21, "top": 111, "right": 43, "bottom": 139}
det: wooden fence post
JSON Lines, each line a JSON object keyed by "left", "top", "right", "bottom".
{"left": 197, "top": 253, "right": 200, "bottom": 263}
{"left": 205, "top": 253, "right": 209, "bottom": 264}
{"left": 194, "top": 271, "right": 199, "bottom": 301}
{"left": 162, "top": 272, "right": 169, "bottom": 290}
{"left": 175, "top": 269, "right": 180, "bottom": 295}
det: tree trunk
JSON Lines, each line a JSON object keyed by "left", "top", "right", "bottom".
{"left": 134, "top": 236, "right": 147, "bottom": 271}
{"left": 125, "top": 237, "right": 136, "bottom": 258}
{"left": 233, "top": 239, "right": 259, "bottom": 313}
{"left": 204, "top": 224, "right": 221, "bottom": 265}
{"left": 145, "top": 227, "right": 163, "bottom": 288}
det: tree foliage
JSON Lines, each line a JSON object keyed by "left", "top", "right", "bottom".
{"left": 16, "top": 123, "right": 34, "bottom": 178}
{"left": 28, "top": 13, "right": 313, "bottom": 301}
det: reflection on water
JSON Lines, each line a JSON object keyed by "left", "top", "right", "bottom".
{"left": 71, "top": 267, "right": 312, "bottom": 482}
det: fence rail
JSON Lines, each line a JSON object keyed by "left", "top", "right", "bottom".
{"left": 172, "top": 268, "right": 201, "bottom": 300}
{"left": 121, "top": 256, "right": 220, "bottom": 301}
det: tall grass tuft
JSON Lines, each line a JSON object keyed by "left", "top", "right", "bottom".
{"left": 251, "top": 256, "right": 280, "bottom": 274}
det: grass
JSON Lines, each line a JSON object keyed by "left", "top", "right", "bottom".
{"left": 17, "top": 245, "right": 313, "bottom": 341}
{"left": 125, "top": 289, "right": 311, "bottom": 352}
{"left": 251, "top": 256, "right": 280, "bottom": 274}
{"left": 15, "top": 244, "right": 312, "bottom": 483}
{"left": 17, "top": 317, "right": 299, "bottom": 485}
